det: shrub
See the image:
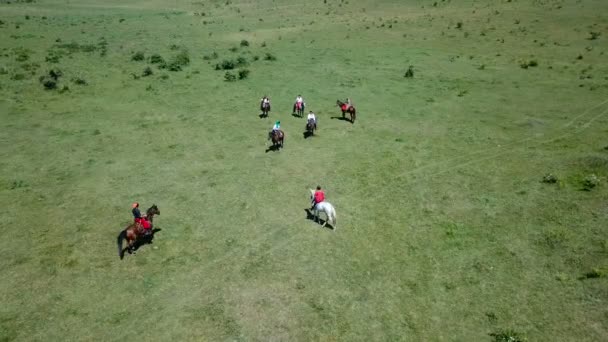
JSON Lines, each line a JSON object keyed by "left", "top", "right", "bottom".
{"left": 404, "top": 65, "right": 414, "bottom": 78}
{"left": 236, "top": 56, "right": 247, "bottom": 66}
{"left": 238, "top": 69, "right": 249, "bottom": 79}
{"left": 142, "top": 66, "right": 153, "bottom": 77}
{"left": 490, "top": 329, "right": 526, "bottom": 342}
{"left": 456, "top": 21, "right": 463, "bottom": 29}
{"left": 253, "top": 55, "right": 259, "bottom": 61}
{"left": 59, "top": 85, "right": 69, "bottom": 93}
{"left": 582, "top": 268, "right": 606, "bottom": 279}
{"left": 131, "top": 51, "right": 145, "bottom": 61}
{"left": 172, "top": 50, "right": 190, "bottom": 66}
{"left": 48, "top": 68, "right": 62, "bottom": 80}
{"left": 72, "top": 77, "right": 87, "bottom": 85}
{"left": 264, "top": 52, "right": 277, "bottom": 61}
{"left": 224, "top": 71, "right": 236, "bottom": 82}
{"left": 0, "top": 67, "right": 8, "bottom": 75}
{"left": 542, "top": 173, "right": 557, "bottom": 183}
{"left": 11, "top": 73, "right": 26, "bottom": 81}
{"left": 169, "top": 44, "right": 180, "bottom": 50}
{"left": 588, "top": 31, "right": 600, "bottom": 40}
{"left": 45, "top": 54, "right": 60, "bottom": 63}
{"left": 148, "top": 54, "right": 165, "bottom": 64}
{"left": 217, "top": 59, "right": 235, "bottom": 70}
{"left": 41, "top": 78, "right": 57, "bottom": 89}
{"left": 582, "top": 174, "right": 599, "bottom": 190}
{"left": 240, "top": 39, "right": 249, "bottom": 47}
{"left": 203, "top": 51, "right": 218, "bottom": 60}
{"left": 261, "top": 41, "right": 266, "bottom": 47}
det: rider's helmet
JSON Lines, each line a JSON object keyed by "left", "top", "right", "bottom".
{"left": 276, "top": 120, "right": 280, "bottom": 125}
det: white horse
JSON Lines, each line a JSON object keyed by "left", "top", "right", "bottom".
{"left": 309, "top": 189, "right": 337, "bottom": 230}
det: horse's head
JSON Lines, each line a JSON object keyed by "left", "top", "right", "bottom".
{"left": 309, "top": 189, "right": 315, "bottom": 200}
{"left": 147, "top": 204, "right": 160, "bottom": 217}
{"left": 336, "top": 100, "right": 343, "bottom": 106}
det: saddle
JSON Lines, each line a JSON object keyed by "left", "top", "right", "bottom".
{"left": 341, "top": 104, "right": 349, "bottom": 111}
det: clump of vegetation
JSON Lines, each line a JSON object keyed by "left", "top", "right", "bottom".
{"left": 131, "top": 51, "right": 145, "bottom": 61}
{"left": 142, "top": 66, "right": 153, "bottom": 77}
{"left": 240, "top": 39, "right": 249, "bottom": 47}
{"left": 224, "top": 71, "right": 236, "bottom": 82}
{"left": 588, "top": 32, "right": 600, "bottom": 40}
{"left": 261, "top": 41, "right": 266, "bottom": 47}
{"left": 264, "top": 52, "right": 277, "bottom": 61}
{"left": 45, "top": 52, "right": 60, "bottom": 63}
{"left": 165, "top": 50, "right": 190, "bottom": 71}
{"left": 215, "top": 59, "right": 235, "bottom": 70}
{"left": 203, "top": 51, "right": 218, "bottom": 60}
{"left": 71, "top": 77, "right": 87, "bottom": 85}
{"left": 228, "top": 46, "right": 238, "bottom": 53}
{"left": 238, "top": 69, "right": 249, "bottom": 79}
{"left": 490, "top": 329, "right": 527, "bottom": 342}
{"left": 404, "top": 65, "right": 414, "bottom": 78}
{"left": 0, "top": 67, "right": 8, "bottom": 75}
{"left": 39, "top": 68, "right": 62, "bottom": 89}
{"left": 581, "top": 268, "right": 606, "bottom": 279}
{"left": 236, "top": 56, "right": 247, "bottom": 66}
{"left": 253, "top": 55, "right": 259, "bottom": 61}
{"left": 520, "top": 59, "right": 538, "bottom": 69}
{"left": 582, "top": 174, "right": 599, "bottom": 190}
{"left": 11, "top": 73, "right": 26, "bottom": 81}
{"left": 14, "top": 48, "right": 30, "bottom": 62}
{"left": 542, "top": 173, "right": 557, "bottom": 183}
{"left": 148, "top": 54, "right": 165, "bottom": 65}
{"left": 456, "top": 21, "right": 463, "bottom": 29}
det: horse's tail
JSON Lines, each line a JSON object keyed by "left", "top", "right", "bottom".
{"left": 117, "top": 229, "right": 127, "bottom": 259}
{"left": 330, "top": 205, "right": 337, "bottom": 229}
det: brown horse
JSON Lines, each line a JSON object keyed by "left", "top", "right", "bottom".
{"left": 260, "top": 100, "right": 271, "bottom": 117}
{"left": 117, "top": 204, "right": 160, "bottom": 259}
{"left": 337, "top": 100, "right": 356, "bottom": 123}
{"left": 306, "top": 118, "right": 316, "bottom": 136}
{"left": 270, "top": 129, "right": 284, "bottom": 149}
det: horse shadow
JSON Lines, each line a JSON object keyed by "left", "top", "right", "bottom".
{"left": 265, "top": 144, "right": 281, "bottom": 153}
{"left": 292, "top": 113, "right": 303, "bottom": 118}
{"left": 330, "top": 116, "right": 352, "bottom": 123}
{"left": 303, "top": 130, "right": 313, "bottom": 139}
{"left": 259, "top": 113, "right": 269, "bottom": 119}
{"left": 121, "top": 228, "right": 162, "bottom": 258}
{"left": 304, "top": 209, "right": 335, "bottom": 231}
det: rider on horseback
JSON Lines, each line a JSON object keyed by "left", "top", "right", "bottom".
{"left": 307, "top": 111, "right": 317, "bottom": 128}
{"left": 269, "top": 120, "right": 281, "bottom": 140}
{"left": 260, "top": 95, "right": 270, "bottom": 110}
{"left": 311, "top": 186, "right": 325, "bottom": 210}
{"left": 132, "top": 202, "right": 152, "bottom": 236}
{"left": 293, "top": 94, "right": 305, "bottom": 114}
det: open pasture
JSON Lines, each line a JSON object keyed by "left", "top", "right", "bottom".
{"left": 1, "top": 0, "right": 608, "bottom": 340}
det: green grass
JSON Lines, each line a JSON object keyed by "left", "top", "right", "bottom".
{"left": 1, "top": 0, "right": 608, "bottom": 340}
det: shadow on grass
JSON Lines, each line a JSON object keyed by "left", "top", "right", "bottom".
{"left": 259, "top": 112, "right": 269, "bottom": 119}
{"left": 304, "top": 209, "right": 335, "bottom": 231}
{"left": 303, "top": 130, "right": 314, "bottom": 139}
{"left": 265, "top": 144, "right": 282, "bottom": 153}
{"left": 330, "top": 116, "right": 352, "bottom": 123}
{"left": 120, "top": 228, "right": 162, "bottom": 260}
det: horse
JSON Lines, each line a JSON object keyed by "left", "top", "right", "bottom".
{"left": 306, "top": 118, "right": 316, "bottom": 136}
{"left": 309, "top": 189, "right": 337, "bottom": 230}
{"left": 293, "top": 101, "right": 305, "bottom": 117}
{"left": 270, "top": 129, "right": 284, "bottom": 149}
{"left": 336, "top": 100, "right": 356, "bottom": 124}
{"left": 117, "top": 204, "right": 160, "bottom": 259}
{"left": 260, "top": 101, "right": 271, "bottom": 117}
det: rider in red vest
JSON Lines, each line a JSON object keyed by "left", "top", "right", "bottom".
{"left": 311, "top": 186, "right": 325, "bottom": 210}
{"left": 132, "top": 202, "right": 152, "bottom": 235}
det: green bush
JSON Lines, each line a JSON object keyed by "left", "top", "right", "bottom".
{"left": 240, "top": 39, "right": 249, "bottom": 47}
{"left": 404, "top": 65, "right": 414, "bottom": 78}
{"left": 203, "top": 51, "right": 218, "bottom": 60}
{"left": 542, "top": 173, "right": 557, "bottom": 184}
{"left": 148, "top": 54, "right": 165, "bottom": 64}
{"left": 582, "top": 174, "right": 599, "bottom": 190}
{"left": 217, "top": 59, "right": 235, "bottom": 70}
{"left": 132, "top": 51, "right": 145, "bottom": 61}
{"left": 142, "top": 66, "right": 153, "bottom": 77}
{"left": 238, "top": 69, "right": 250, "bottom": 79}
{"left": 236, "top": 56, "right": 247, "bottom": 66}
{"left": 264, "top": 52, "right": 277, "bottom": 61}
{"left": 490, "top": 329, "right": 526, "bottom": 342}
{"left": 224, "top": 71, "right": 236, "bottom": 82}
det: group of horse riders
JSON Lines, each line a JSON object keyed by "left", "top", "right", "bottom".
{"left": 126, "top": 97, "right": 340, "bottom": 242}
{"left": 260, "top": 95, "right": 353, "bottom": 139}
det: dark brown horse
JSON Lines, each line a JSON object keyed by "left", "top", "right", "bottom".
{"left": 117, "top": 204, "right": 160, "bottom": 259}
{"left": 306, "top": 118, "right": 316, "bottom": 136}
{"left": 260, "top": 100, "right": 271, "bottom": 117}
{"left": 337, "top": 100, "right": 356, "bottom": 123}
{"left": 270, "top": 129, "right": 284, "bottom": 149}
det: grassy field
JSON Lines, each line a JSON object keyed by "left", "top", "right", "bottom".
{"left": 1, "top": 0, "right": 608, "bottom": 340}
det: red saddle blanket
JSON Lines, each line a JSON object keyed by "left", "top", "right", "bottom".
{"left": 135, "top": 218, "right": 151, "bottom": 229}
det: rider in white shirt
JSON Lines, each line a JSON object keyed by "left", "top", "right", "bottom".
{"left": 307, "top": 111, "right": 316, "bottom": 123}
